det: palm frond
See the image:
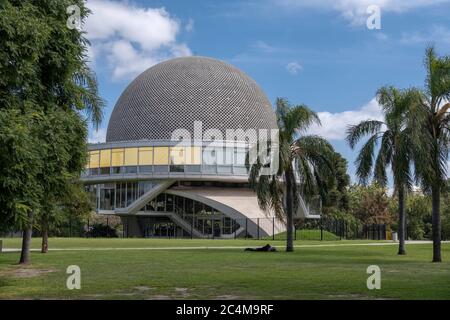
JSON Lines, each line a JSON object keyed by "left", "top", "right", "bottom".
{"left": 283, "top": 104, "right": 320, "bottom": 140}
{"left": 412, "top": 47, "right": 450, "bottom": 191}
{"left": 425, "top": 46, "right": 438, "bottom": 103}
{"left": 73, "top": 65, "right": 105, "bottom": 128}
{"left": 275, "top": 98, "right": 290, "bottom": 130}
{"left": 373, "top": 130, "right": 392, "bottom": 186}
{"left": 293, "top": 135, "right": 334, "bottom": 199}
{"left": 247, "top": 140, "right": 285, "bottom": 220}
{"left": 346, "top": 120, "right": 383, "bottom": 149}
{"left": 424, "top": 46, "right": 450, "bottom": 110}
{"left": 377, "top": 86, "right": 399, "bottom": 115}
{"left": 355, "top": 133, "right": 378, "bottom": 184}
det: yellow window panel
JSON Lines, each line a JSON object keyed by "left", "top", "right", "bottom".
{"left": 154, "top": 147, "right": 169, "bottom": 165}
{"left": 186, "top": 147, "right": 201, "bottom": 165}
{"left": 89, "top": 150, "right": 100, "bottom": 168}
{"left": 99, "top": 149, "right": 111, "bottom": 168}
{"left": 124, "top": 147, "right": 138, "bottom": 166}
{"left": 170, "top": 147, "right": 185, "bottom": 165}
{"left": 139, "top": 147, "right": 153, "bottom": 165}
{"left": 111, "top": 148, "right": 124, "bottom": 166}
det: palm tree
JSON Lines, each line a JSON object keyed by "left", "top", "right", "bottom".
{"left": 248, "top": 98, "right": 334, "bottom": 252}
{"left": 346, "top": 86, "right": 421, "bottom": 255}
{"left": 412, "top": 47, "right": 450, "bottom": 262}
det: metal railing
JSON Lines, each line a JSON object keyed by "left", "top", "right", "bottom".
{"left": 1, "top": 217, "right": 390, "bottom": 240}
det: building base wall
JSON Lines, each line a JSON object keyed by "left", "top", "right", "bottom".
{"left": 120, "top": 216, "right": 142, "bottom": 237}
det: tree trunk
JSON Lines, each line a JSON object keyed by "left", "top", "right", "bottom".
{"left": 397, "top": 185, "right": 406, "bottom": 255}
{"left": 431, "top": 185, "right": 442, "bottom": 262}
{"left": 285, "top": 170, "right": 294, "bottom": 252}
{"left": 41, "top": 227, "right": 48, "bottom": 253}
{"left": 19, "top": 211, "right": 34, "bottom": 265}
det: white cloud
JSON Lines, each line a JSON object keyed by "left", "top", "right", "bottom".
{"left": 185, "top": 18, "right": 195, "bottom": 32}
{"left": 85, "top": 0, "right": 191, "bottom": 80}
{"left": 274, "top": 0, "right": 450, "bottom": 25}
{"left": 253, "top": 40, "right": 281, "bottom": 53}
{"left": 374, "top": 32, "right": 389, "bottom": 41}
{"left": 307, "top": 98, "right": 383, "bottom": 140}
{"left": 88, "top": 128, "right": 107, "bottom": 144}
{"left": 400, "top": 25, "right": 450, "bottom": 46}
{"left": 286, "top": 61, "right": 302, "bottom": 75}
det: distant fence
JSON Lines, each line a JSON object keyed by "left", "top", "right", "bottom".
{"left": 294, "top": 218, "right": 387, "bottom": 241}
{"left": 0, "top": 217, "right": 389, "bottom": 241}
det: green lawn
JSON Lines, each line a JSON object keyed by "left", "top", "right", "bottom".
{"left": 0, "top": 237, "right": 449, "bottom": 300}
{"left": 266, "top": 229, "right": 340, "bottom": 241}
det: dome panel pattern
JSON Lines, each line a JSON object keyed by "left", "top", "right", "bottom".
{"left": 106, "top": 56, "right": 277, "bottom": 142}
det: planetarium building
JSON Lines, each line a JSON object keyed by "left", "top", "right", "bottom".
{"left": 82, "top": 56, "right": 316, "bottom": 238}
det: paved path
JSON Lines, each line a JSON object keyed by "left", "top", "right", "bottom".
{"left": 2, "top": 241, "right": 447, "bottom": 253}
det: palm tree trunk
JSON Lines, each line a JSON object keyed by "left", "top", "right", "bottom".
{"left": 431, "top": 184, "right": 442, "bottom": 262}
{"left": 19, "top": 211, "right": 34, "bottom": 264}
{"left": 285, "top": 169, "right": 294, "bottom": 252}
{"left": 397, "top": 185, "right": 406, "bottom": 255}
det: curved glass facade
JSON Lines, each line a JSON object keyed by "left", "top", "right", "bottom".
{"left": 86, "top": 182, "right": 242, "bottom": 238}
{"left": 141, "top": 192, "right": 241, "bottom": 237}
{"left": 83, "top": 144, "right": 249, "bottom": 178}
{"left": 86, "top": 180, "right": 158, "bottom": 211}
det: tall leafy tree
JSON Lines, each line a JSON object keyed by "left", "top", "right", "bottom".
{"left": 39, "top": 181, "right": 92, "bottom": 253}
{"left": 348, "top": 183, "right": 393, "bottom": 225}
{"left": 322, "top": 151, "right": 351, "bottom": 213}
{"left": 0, "top": 110, "right": 44, "bottom": 261}
{"left": 413, "top": 47, "right": 450, "bottom": 262}
{"left": 347, "top": 86, "right": 420, "bottom": 255}
{"left": 0, "top": 0, "right": 103, "bottom": 264}
{"left": 37, "top": 109, "right": 88, "bottom": 253}
{"left": 248, "top": 98, "right": 334, "bottom": 251}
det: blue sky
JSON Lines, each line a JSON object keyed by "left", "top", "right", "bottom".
{"left": 84, "top": 0, "right": 450, "bottom": 182}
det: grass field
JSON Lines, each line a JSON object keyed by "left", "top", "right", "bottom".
{"left": 264, "top": 229, "right": 340, "bottom": 241}
{"left": 1, "top": 237, "right": 450, "bottom": 300}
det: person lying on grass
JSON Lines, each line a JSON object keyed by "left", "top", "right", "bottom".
{"left": 245, "top": 244, "right": 277, "bottom": 252}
